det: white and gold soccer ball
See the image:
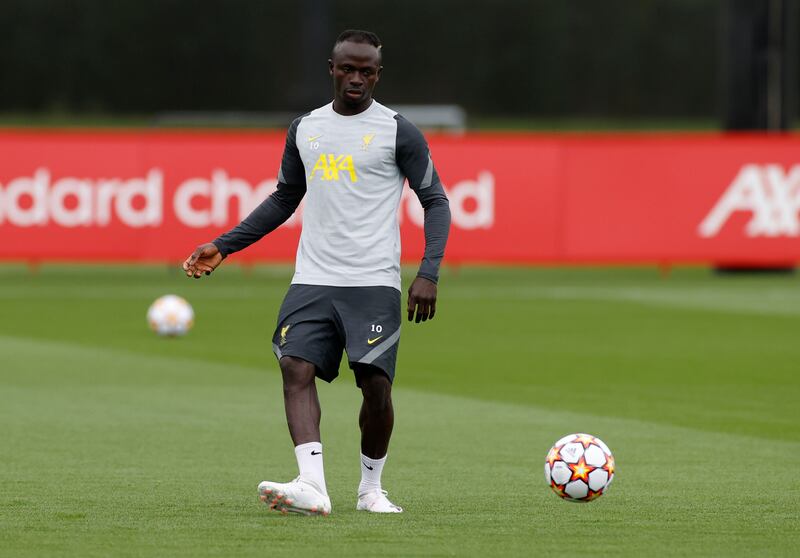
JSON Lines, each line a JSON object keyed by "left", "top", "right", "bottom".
{"left": 147, "top": 295, "right": 194, "bottom": 337}
{"left": 544, "top": 433, "right": 615, "bottom": 502}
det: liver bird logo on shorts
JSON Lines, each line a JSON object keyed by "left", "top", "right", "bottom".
{"left": 280, "top": 324, "right": 291, "bottom": 346}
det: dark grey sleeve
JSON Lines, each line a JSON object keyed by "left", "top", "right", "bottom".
{"left": 394, "top": 114, "right": 451, "bottom": 283}
{"left": 212, "top": 116, "right": 308, "bottom": 256}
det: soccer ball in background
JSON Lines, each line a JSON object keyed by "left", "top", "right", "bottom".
{"left": 147, "top": 295, "right": 194, "bottom": 337}
{"left": 545, "top": 433, "right": 615, "bottom": 502}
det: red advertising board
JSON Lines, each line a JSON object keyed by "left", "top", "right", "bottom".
{"left": 1, "top": 130, "right": 799, "bottom": 264}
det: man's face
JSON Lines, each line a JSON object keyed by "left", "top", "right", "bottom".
{"left": 329, "top": 41, "right": 382, "bottom": 112}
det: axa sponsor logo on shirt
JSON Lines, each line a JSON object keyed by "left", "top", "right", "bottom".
{"left": 308, "top": 154, "right": 359, "bottom": 182}
{"left": 0, "top": 168, "right": 494, "bottom": 231}
{"left": 699, "top": 164, "right": 800, "bottom": 238}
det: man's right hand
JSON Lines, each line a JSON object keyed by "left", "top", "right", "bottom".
{"left": 182, "top": 243, "right": 224, "bottom": 279}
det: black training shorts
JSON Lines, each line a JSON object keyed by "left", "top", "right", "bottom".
{"left": 271, "top": 284, "right": 401, "bottom": 383}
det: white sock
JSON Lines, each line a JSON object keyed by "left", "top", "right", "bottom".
{"left": 294, "top": 442, "right": 327, "bottom": 494}
{"left": 358, "top": 453, "right": 387, "bottom": 495}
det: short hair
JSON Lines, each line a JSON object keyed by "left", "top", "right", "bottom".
{"left": 332, "top": 29, "right": 382, "bottom": 57}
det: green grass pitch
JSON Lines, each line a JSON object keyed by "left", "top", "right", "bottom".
{"left": 1, "top": 264, "right": 798, "bottom": 556}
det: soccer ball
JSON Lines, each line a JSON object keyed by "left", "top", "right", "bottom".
{"left": 544, "top": 433, "right": 615, "bottom": 502}
{"left": 147, "top": 295, "right": 194, "bottom": 337}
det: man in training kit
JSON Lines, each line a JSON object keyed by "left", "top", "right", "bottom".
{"left": 182, "top": 29, "right": 451, "bottom": 515}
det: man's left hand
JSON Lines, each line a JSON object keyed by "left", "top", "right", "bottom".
{"left": 407, "top": 277, "right": 438, "bottom": 323}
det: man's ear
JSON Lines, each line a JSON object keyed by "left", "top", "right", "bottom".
{"left": 328, "top": 59, "right": 334, "bottom": 75}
